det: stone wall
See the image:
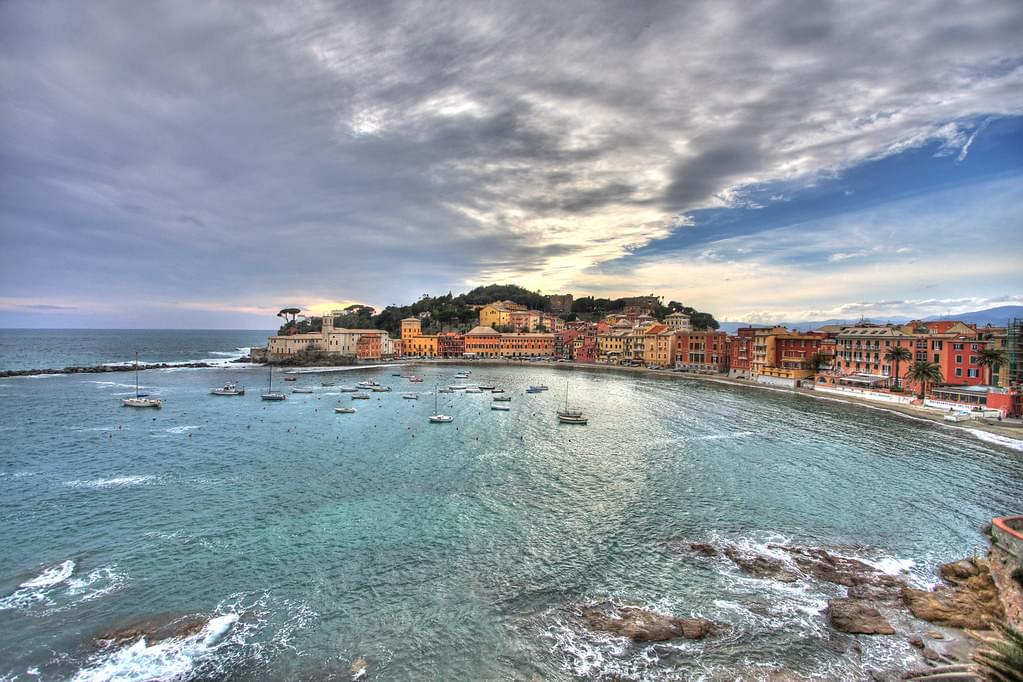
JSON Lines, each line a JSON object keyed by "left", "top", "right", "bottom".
{"left": 990, "top": 516, "right": 1023, "bottom": 628}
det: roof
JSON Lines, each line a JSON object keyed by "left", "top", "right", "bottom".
{"left": 932, "top": 384, "right": 992, "bottom": 395}
{"left": 838, "top": 327, "right": 908, "bottom": 338}
{"left": 666, "top": 311, "right": 690, "bottom": 318}
{"left": 644, "top": 324, "right": 669, "bottom": 335}
{"left": 465, "top": 325, "right": 500, "bottom": 336}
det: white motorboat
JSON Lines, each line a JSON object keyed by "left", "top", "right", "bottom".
{"left": 335, "top": 407, "right": 357, "bottom": 414}
{"left": 448, "top": 384, "right": 471, "bottom": 390}
{"left": 493, "top": 396, "right": 511, "bottom": 402}
{"left": 210, "top": 382, "right": 245, "bottom": 396}
{"left": 491, "top": 404, "right": 510, "bottom": 411}
{"left": 402, "top": 393, "right": 419, "bottom": 400}
{"left": 409, "top": 376, "right": 424, "bottom": 383}
{"left": 261, "top": 368, "right": 287, "bottom": 401}
{"left": 371, "top": 386, "right": 392, "bottom": 392}
{"left": 478, "top": 384, "right": 495, "bottom": 391}
{"left": 428, "top": 385, "right": 453, "bottom": 423}
{"left": 291, "top": 387, "right": 314, "bottom": 394}
{"left": 121, "top": 353, "right": 163, "bottom": 408}
{"left": 356, "top": 380, "right": 380, "bottom": 389}
{"left": 454, "top": 372, "right": 470, "bottom": 379}
{"left": 491, "top": 388, "right": 505, "bottom": 394}
{"left": 464, "top": 387, "right": 483, "bottom": 394}
{"left": 351, "top": 393, "right": 371, "bottom": 400}
{"left": 529, "top": 384, "right": 549, "bottom": 391}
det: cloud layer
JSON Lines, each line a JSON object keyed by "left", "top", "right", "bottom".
{"left": 1, "top": 0, "right": 1021, "bottom": 325}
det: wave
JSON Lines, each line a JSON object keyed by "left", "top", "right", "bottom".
{"left": 71, "top": 614, "right": 239, "bottom": 682}
{"left": 0, "top": 561, "right": 126, "bottom": 613}
{"left": 20, "top": 559, "right": 75, "bottom": 589}
{"left": 696, "top": 430, "right": 756, "bottom": 440}
{"left": 165, "top": 425, "right": 200, "bottom": 434}
{"left": 64, "top": 476, "right": 157, "bottom": 489}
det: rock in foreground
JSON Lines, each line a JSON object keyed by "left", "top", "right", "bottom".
{"left": 902, "top": 558, "right": 1004, "bottom": 629}
{"left": 581, "top": 603, "right": 729, "bottom": 641}
{"left": 826, "top": 598, "right": 895, "bottom": 635}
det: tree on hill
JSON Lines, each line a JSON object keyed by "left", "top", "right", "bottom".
{"left": 456, "top": 284, "right": 547, "bottom": 311}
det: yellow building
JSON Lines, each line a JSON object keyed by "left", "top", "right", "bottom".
{"left": 479, "top": 301, "right": 528, "bottom": 329}
{"left": 596, "top": 331, "right": 627, "bottom": 363}
{"left": 401, "top": 317, "right": 422, "bottom": 340}
{"left": 404, "top": 334, "right": 438, "bottom": 357}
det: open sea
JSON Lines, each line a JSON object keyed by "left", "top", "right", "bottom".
{"left": 1, "top": 330, "right": 1021, "bottom": 680}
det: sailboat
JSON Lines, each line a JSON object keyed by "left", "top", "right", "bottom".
{"left": 261, "top": 367, "right": 287, "bottom": 401}
{"left": 121, "top": 352, "right": 163, "bottom": 408}
{"left": 557, "top": 380, "right": 587, "bottom": 424}
{"left": 428, "top": 384, "right": 453, "bottom": 423}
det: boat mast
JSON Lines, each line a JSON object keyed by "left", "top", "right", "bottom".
{"left": 135, "top": 351, "right": 140, "bottom": 398}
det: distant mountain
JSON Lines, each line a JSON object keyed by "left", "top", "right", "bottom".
{"left": 920, "top": 305, "right": 1023, "bottom": 327}
{"left": 719, "top": 306, "right": 1022, "bottom": 334}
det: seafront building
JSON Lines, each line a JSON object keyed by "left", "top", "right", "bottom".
{"left": 256, "top": 303, "right": 1022, "bottom": 418}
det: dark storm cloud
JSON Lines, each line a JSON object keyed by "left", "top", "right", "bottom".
{"left": 0, "top": 0, "right": 1021, "bottom": 321}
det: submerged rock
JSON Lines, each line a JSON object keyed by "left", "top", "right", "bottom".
{"left": 722, "top": 547, "right": 800, "bottom": 583}
{"left": 580, "top": 603, "right": 729, "bottom": 641}
{"left": 826, "top": 598, "right": 895, "bottom": 635}
{"left": 902, "top": 558, "right": 1004, "bottom": 630}
{"left": 689, "top": 542, "right": 719, "bottom": 557}
{"left": 94, "top": 615, "right": 207, "bottom": 648}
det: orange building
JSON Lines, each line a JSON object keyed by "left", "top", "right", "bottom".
{"left": 676, "top": 331, "right": 729, "bottom": 372}
{"left": 355, "top": 333, "right": 381, "bottom": 360}
{"left": 463, "top": 326, "right": 554, "bottom": 358}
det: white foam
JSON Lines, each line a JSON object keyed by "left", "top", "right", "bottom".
{"left": 697, "top": 430, "right": 755, "bottom": 440}
{"left": 165, "top": 425, "right": 199, "bottom": 434}
{"left": 64, "top": 476, "right": 156, "bottom": 489}
{"left": 964, "top": 427, "right": 1023, "bottom": 451}
{"left": 20, "top": 560, "right": 75, "bottom": 589}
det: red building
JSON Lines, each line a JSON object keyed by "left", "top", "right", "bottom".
{"left": 728, "top": 328, "right": 756, "bottom": 378}
{"left": 437, "top": 332, "right": 464, "bottom": 358}
{"left": 676, "top": 331, "right": 729, "bottom": 372}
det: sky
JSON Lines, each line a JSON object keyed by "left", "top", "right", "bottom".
{"left": 1, "top": 1, "right": 1021, "bottom": 329}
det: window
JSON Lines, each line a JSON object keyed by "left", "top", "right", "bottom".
{"left": 955, "top": 355, "right": 963, "bottom": 364}
{"left": 933, "top": 353, "right": 940, "bottom": 363}
{"left": 955, "top": 368, "right": 962, "bottom": 377}
{"left": 971, "top": 344, "right": 978, "bottom": 351}
{"left": 970, "top": 356, "right": 978, "bottom": 364}
{"left": 953, "top": 343, "right": 963, "bottom": 350}
{"left": 968, "top": 369, "right": 978, "bottom": 378}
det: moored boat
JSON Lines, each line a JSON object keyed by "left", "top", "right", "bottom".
{"left": 291, "top": 387, "right": 313, "bottom": 394}
{"left": 283, "top": 376, "right": 297, "bottom": 382}
{"left": 428, "top": 384, "right": 453, "bottom": 423}
{"left": 402, "top": 393, "right": 419, "bottom": 400}
{"left": 371, "top": 386, "right": 392, "bottom": 392}
{"left": 464, "top": 387, "right": 483, "bottom": 394}
{"left": 491, "top": 404, "right": 510, "bottom": 411}
{"left": 557, "top": 380, "right": 587, "bottom": 424}
{"left": 335, "top": 407, "right": 357, "bottom": 414}
{"left": 261, "top": 368, "right": 287, "bottom": 401}
{"left": 122, "top": 352, "right": 163, "bottom": 408}
{"left": 493, "top": 396, "right": 511, "bottom": 402}
{"left": 210, "top": 382, "right": 245, "bottom": 396}
{"left": 351, "top": 393, "right": 370, "bottom": 400}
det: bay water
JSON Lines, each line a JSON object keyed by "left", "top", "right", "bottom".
{"left": 1, "top": 331, "right": 1021, "bottom": 680}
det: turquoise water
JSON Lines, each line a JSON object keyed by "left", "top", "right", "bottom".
{"left": 0, "top": 329, "right": 272, "bottom": 371}
{"left": 1, "top": 354, "right": 1022, "bottom": 679}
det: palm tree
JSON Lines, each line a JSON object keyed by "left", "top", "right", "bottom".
{"left": 905, "top": 360, "right": 943, "bottom": 399}
{"left": 808, "top": 352, "right": 830, "bottom": 375}
{"left": 884, "top": 345, "right": 913, "bottom": 390}
{"left": 973, "top": 621, "right": 1023, "bottom": 681}
{"left": 976, "top": 347, "right": 1008, "bottom": 386}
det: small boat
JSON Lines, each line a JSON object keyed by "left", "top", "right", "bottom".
{"left": 526, "top": 387, "right": 543, "bottom": 394}
{"left": 454, "top": 373, "right": 470, "bottom": 379}
{"left": 493, "top": 396, "right": 511, "bottom": 402}
{"left": 491, "top": 388, "right": 505, "bottom": 394}
{"left": 438, "top": 388, "right": 454, "bottom": 394}
{"left": 351, "top": 393, "right": 370, "bottom": 400}
{"left": 283, "top": 376, "right": 297, "bottom": 382}
{"left": 409, "top": 376, "right": 424, "bottom": 383}
{"left": 402, "top": 393, "right": 419, "bottom": 400}
{"left": 335, "top": 407, "right": 357, "bottom": 414}
{"left": 529, "top": 384, "right": 549, "bottom": 391}
{"left": 321, "top": 381, "right": 335, "bottom": 387}
{"left": 464, "top": 387, "right": 483, "bottom": 394}
{"left": 478, "top": 384, "right": 495, "bottom": 391}
{"left": 491, "top": 404, "right": 510, "bottom": 411}
{"left": 371, "top": 386, "right": 392, "bottom": 392}
{"left": 122, "top": 352, "right": 163, "bottom": 408}
{"left": 392, "top": 373, "right": 402, "bottom": 377}
{"left": 448, "top": 385, "right": 471, "bottom": 390}
{"left": 557, "top": 381, "right": 587, "bottom": 424}
{"left": 261, "top": 368, "right": 287, "bottom": 401}
{"left": 356, "top": 380, "right": 380, "bottom": 388}
{"left": 291, "top": 387, "right": 313, "bottom": 394}
{"left": 339, "top": 386, "right": 359, "bottom": 392}
{"left": 428, "top": 385, "right": 453, "bottom": 423}
{"left": 210, "top": 382, "right": 245, "bottom": 396}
